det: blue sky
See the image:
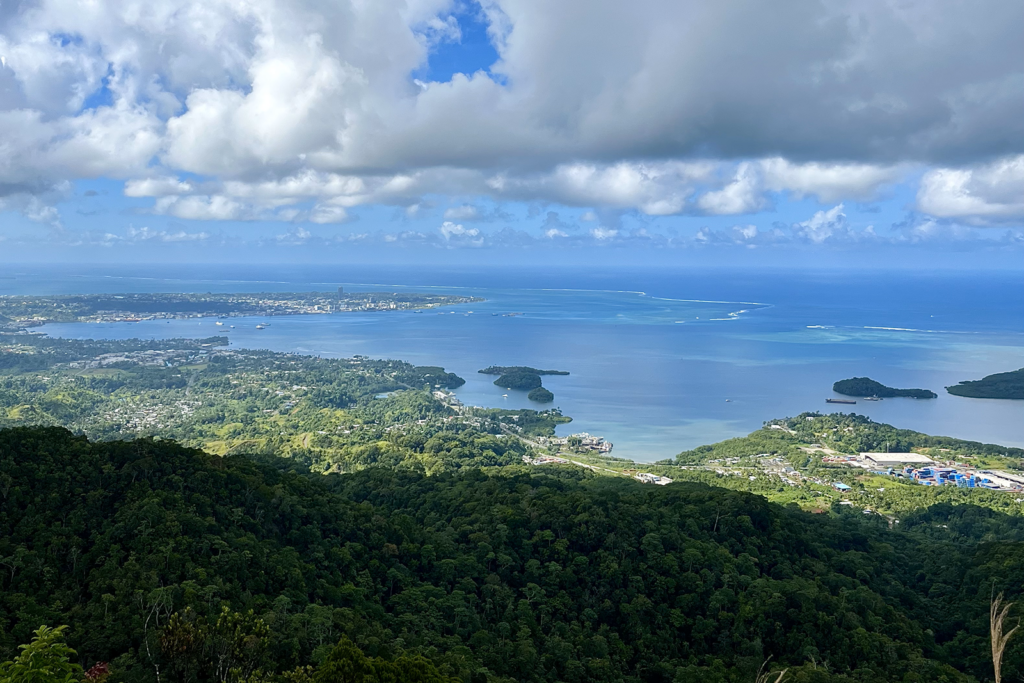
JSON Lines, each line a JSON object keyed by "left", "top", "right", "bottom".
{"left": 1, "top": 0, "right": 1022, "bottom": 266}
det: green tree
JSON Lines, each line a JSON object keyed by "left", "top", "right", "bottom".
{"left": 160, "top": 608, "right": 270, "bottom": 683}
{"left": 0, "top": 626, "right": 83, "bottom": 683}
{"left": 312, "top": 639, "right": 455, "bottom": 683}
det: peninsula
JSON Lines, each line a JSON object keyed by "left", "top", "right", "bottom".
{"left": 946, "top": 368, "right": 1024, "bottom": 399}
{"left": 479, "top": 365, "right": 569, "bottom": 376}
{"left": 0, "top": 290, "right": 481, "bottom": 328}
{"left": 833, "top": 377, "right": 937, "bottom": 399}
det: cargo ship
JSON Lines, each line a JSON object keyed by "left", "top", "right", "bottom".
{"left": 826, "top": 398, "right": 857, "bottom": 404}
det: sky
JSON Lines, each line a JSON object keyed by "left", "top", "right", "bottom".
{"left": 1, "top": 0, "right": 1023, "bottom": 267}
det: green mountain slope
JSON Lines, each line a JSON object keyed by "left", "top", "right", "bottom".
{"left": 3, "top": 427, "right": 1024, "bottom": 682}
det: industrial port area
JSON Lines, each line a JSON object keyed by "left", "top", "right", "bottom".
{"left": 826, "top": 451, "right": 1024, "bottom": 491}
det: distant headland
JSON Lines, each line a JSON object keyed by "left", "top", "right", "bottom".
{"left": 833, "top": 377, "right": 937, "bottom": 399}
{"left": 479, "top": 366, "right": 570, "bottom": 376}
{"left": 947, "top": 368, "right": 1024, "bottom": 399}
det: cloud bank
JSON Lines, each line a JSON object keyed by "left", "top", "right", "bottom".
{"left": 1, "top": 0, "right": 1023, "bottom": 227}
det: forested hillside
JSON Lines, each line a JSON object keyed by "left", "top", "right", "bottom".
{"left": 0, "top": 333, "right": 569, "bottom": 476}
{"left": 2, "top": 427, "right": 1024, "bottom": 682}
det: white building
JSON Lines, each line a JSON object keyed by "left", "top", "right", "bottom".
{"left": 860, "top": 453, "right": 935, "bottom": 468}
{"left": 635, "top": 473, "right": 673, "bottom": 485}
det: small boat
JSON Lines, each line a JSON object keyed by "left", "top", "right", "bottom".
{"left": 863, "top": 396, "right": 882, "bottom": 401}
{"left": 256, "top": 324, "right": 265, "bottom": 330}
{"left": 725, "top": 399, "right": 732, "bottom": 402}
{"left": 215, "top": 322, "right": 224, "bottom": 326}
{"left": 502, "top": 394, "right": 508, "bottom": 398}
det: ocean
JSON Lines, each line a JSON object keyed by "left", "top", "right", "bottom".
{"left": 3, "top": 264, "right": 1023, "bottom": 461}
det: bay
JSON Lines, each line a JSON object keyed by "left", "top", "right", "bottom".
{"left": 4, "top": 264, "right": 1023, "bottom": 460}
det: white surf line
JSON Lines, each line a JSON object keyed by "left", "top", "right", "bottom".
{"left": 648, "top": 295, "right": 770, "bottom": 306}
{"left": 862, "top": 326, "right": 980, "bottom": 335}
{"left": 325, "top": 283, "right": 654, "bottom": 296}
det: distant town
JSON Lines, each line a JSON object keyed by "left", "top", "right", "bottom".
{"left": 0, "top": 289, "right": 482, "bottom": 327}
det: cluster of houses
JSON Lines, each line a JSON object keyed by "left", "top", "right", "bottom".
{"left": 535, "top": 432, "right": 614, "bottom": 453}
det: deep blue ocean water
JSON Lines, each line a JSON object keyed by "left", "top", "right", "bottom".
{"left": 2, "top": 264, "right": 1022, "bottom": 461}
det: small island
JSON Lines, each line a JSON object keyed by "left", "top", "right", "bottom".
{"left": 494, "top": 369, "right": 543, "bottom": 391}
{"left": 483, "top": 365, "right": 567, "bottom": 402}
{"left": 946, "top": 368, "right": 1024, "bottom": 399}
{"left": 479, "top": 366, "right": 569, "bottom": 376}
{"left": 527, "top": 387, "right": 555, "bottom": 403}
{"left": 833, "top": 377, "right": 937, "bottom": 399}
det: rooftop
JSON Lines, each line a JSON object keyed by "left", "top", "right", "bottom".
{"left": 861, "top": 453, "right": 935, "bottom": 464}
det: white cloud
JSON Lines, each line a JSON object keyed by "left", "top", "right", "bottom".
{"left": 590, "top": 227, "right": 617, "bottom": 240}
{"left": 124, "top": 177, "right": 194, "bottom": 197}
{"left": 125, "top": 226, "right": 209, "bottom": 242}
{"left": 490, "top": 161, "right": 711, "bottom": 214}
{"left": 759, "top": 158, "right": 907, "bottom": 203}
{"left": 153, "top": 195, "right": 245, "bottom": 221}
{"left": 0, "top": 192, "right": 64, "bottom": 227}
{"left": 0, "top": 0, "right": 1022, "bottom": 229}
{"left": 309, "top": 204, "right": 349, "bottom": 223}
{"left": 696, "top": 163, "right": 765, "bottom": 215}
{"left": 792, "top": 204, "right": 848, "bottom": 243}
{"left": 694, "top": 224, "right": 786, "bottom": 246}
{"left": 443, "top": 204, "right": 481, "bottom": 221}
{"left": 439, "top": 221, "right": 479, "bottom": 239}
{"left": 277, "top": 227, "right": 313, "bottom": 244}
{"left": 916, "top": 155, "right": 1024, "bottom": 223}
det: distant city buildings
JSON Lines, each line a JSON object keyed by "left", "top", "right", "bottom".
{"left": 535, "top": 432, "right": 613, "bottom": 453}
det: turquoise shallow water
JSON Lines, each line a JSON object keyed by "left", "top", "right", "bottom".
{"left": 5, "top": 264, "right": 1023, "bottom": 460}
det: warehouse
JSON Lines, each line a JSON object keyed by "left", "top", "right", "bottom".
{"left": 861, "top": 453, "right": 935, "bottom": 468}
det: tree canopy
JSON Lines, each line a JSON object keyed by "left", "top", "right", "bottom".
{"left": 2, "top": 426, "right": 1024, "bottom": 682}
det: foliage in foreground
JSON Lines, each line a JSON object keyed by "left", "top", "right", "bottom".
{"left": 4, "top": 427, "right": 1024, "bottom": 682}
{"left": 0, "top": 620, "right": 454, "bottom": 683}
